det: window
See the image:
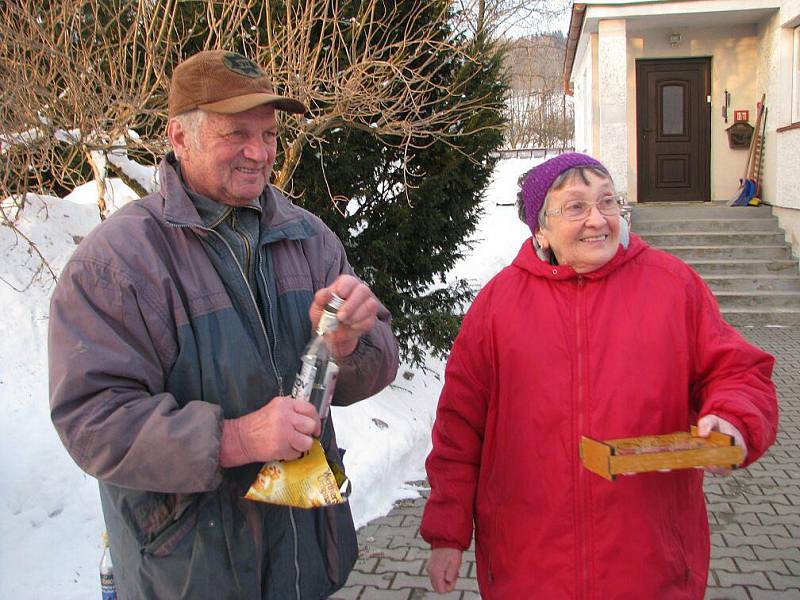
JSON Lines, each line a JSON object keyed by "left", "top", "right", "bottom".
{"left": 661, "top": 84, "right": 685, "bottom": 135}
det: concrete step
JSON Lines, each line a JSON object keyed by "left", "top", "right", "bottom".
{"left": 633, "top": 203, "right": 800, "bottom": 326}
{"left": 640, "top": 232, "right": 786, "bottom": 246}
{"left": 722, "top": 309, "right": 800, "bottom": 327}
{"left": 662, "top": 245, "right": 792, "bottom": 260}
{"left": 705, "top": 274, "right": 800, "bottom": 291}
{"left": 633, "top": 217, "right": 779, "bottom": 233}
{"left": 631, "top": 203, "right": 772, "bottom": 220}
{"left": 715, "top": 291, "right": 800, "bottom": 309}
{"left": 686, "top": 259, "right": 799, "bottom": 276}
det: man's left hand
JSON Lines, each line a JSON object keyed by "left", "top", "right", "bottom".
{"left": 310, "top": 274, "right": 378, "bottom": 358}
{"left": 697, "top": 414, "right": 748, "bottom": 475}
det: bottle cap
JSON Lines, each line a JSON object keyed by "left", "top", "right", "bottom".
{"left": 326, "top": 293, "right": 344, "bottom": 312}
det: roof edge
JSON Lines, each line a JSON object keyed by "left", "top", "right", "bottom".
{"left": 563, "top": 3, "right": 587, "bottom": 95}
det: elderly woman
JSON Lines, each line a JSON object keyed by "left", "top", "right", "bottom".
{"left": 420, "top": 153, "right": 778, "bottom": 599}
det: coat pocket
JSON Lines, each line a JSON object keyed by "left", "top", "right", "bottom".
{"left": 138, "top": 493, "right": 199, "bottom": 557}
{"left": 318, "top": 502, "right": 358, "bottom": 588}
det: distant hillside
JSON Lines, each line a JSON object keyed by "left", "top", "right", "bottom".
{"left": 504, "top": 32, "right": 566, "bottom": 96}
{"left": 501, "top": 32, "right": 573, "bottom": 149}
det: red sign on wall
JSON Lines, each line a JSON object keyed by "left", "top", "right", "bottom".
{"left": 734, "top": 110, "right": 750, "bottom": 122}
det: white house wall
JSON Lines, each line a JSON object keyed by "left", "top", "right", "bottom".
{"left": 572, "top": 35, "right": 594, "bottom": 153}
{"left": 773, "top": 0, "right": 800, "bottom": 253}
{"left": 756, "top": 14, "right": 779, "bottom": 209}
{"left": 599, "top": 20, "right": 630, "bottom": 191}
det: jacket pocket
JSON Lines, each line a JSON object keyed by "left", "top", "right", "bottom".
{"left": 138, "top": 493, "right": 199, "bottom": 557}
{"left": 319, "top": 502, "right": 358, "bottom": 589}
{"left": 316, "top": 438, "right": 357, "bottom": 589}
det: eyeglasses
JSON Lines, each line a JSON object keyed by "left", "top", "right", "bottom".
{"left": 544, "top": 194, "right": 624, "bottom": 221}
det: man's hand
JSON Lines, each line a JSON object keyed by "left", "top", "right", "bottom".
{"left": 219, "top": 396, "right": 321, "bottom": 467}
{"left": 697, "top": 414, "right": 748, "bottom": 475}
{"left": 427, "top": 547, "right": 462, "bottom": 594}
{"left": 310, "top": 274, "right": 378, "bottom": 358}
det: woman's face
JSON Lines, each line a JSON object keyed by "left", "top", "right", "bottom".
{"left": 535, "top": 171, "right": 621, "bottom": 273}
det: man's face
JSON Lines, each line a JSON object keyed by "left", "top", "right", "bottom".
{"left": 170, "top": 105, "right": 278, "bottom": 206}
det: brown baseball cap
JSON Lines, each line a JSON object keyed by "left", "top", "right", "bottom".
{"left": 168, "top": 50, "right": 307, "bottom": 118}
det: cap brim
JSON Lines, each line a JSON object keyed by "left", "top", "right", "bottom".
{"left": 199, "top": 93, "right": 307, "bottom": 115}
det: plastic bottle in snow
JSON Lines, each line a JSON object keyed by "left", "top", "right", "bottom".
{"left": 100, "top": 531, "right": 117, "bottom": 600}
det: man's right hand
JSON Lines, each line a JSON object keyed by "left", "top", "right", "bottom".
{"left": 219, "top": 396, "right": 321, "bottom": 467}
{"left": 427, "top": 547, "right": 463, "bottom": 594}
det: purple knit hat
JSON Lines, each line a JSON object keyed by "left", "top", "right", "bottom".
{"left": 521, "top": 152, "right": 605, "bottom": 234}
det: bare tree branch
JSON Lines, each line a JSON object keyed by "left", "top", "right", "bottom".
{"left": 2, "top": 0, "right": 503, "bottom": 204}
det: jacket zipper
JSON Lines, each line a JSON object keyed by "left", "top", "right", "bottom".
{"left": 169, "top": 219, "right": 299, "bottom": 599}
{"left": 575, "top": 275, "right": 588, "bottom": 600}
{"left": 573, "top": 275, "right": 591, "bottom": 598}
{"left": 228, "top": 210, "right": 253, "bottom": 283}
{"left": 165, "top": 221, "right": 283, "bottom": 394}
{"left": 257, "top": 253, "right": 284, "bottom": 395}
{"left": 212, "top": 229, "right": 284, "bottom": 389}
{"left": 256, "top": 249, "right": 298, "bottom": 599}
{"left": 289, "top": 506, "right": 301, "bottom": 598}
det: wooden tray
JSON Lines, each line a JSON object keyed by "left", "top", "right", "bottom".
{"left": 580, "top": 426, "right": 744, "bottom": 481}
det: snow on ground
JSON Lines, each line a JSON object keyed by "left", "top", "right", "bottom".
{"left": 0, "top": 156, "right": 540, "bottom": 598}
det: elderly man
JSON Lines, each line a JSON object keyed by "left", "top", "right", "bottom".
{"left": 49, "top": 50, "right": 399, "bottom": 599}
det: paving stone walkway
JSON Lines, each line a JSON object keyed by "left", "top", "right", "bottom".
{"left": 333, "top": 326, "right": 800, "bottom": 599}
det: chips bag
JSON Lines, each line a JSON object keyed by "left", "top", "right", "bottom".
{"left": 245, "top": 439, "right": 349, "bottom": 508}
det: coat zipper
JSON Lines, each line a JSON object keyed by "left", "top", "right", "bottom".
{"left": 166, "top": 221, "right": 279, "bottom": 381}
{"left": 289, "top": 506, "right": 301, "bottom": 598}
{"left": 257, "top": 252, "right": 284, "bottom": 395}
{"left": 256, "top": 248, "right": 298, "bottom": 598}
{"left": 228, "top": 210, "right": 253, "bottom": 283}
{"left": 574, "top": 275, "right": 588, "bottom": 600}
{"left": 169, "top": 219, "right": 299, "bottom": 598}
{"left": 208, "top": 227, "right": 282, "bottom": 388}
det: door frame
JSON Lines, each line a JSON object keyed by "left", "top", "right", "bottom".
{"left": 635, "top": 57, "right": 711, "bottom": 203}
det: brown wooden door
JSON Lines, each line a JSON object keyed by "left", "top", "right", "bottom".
{"left": 636, "top": 58, "right": 710, "bottom": 202}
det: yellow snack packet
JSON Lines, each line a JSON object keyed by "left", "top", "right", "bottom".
{"left": 244, "top": 439, "right": 348, "bottom": 508}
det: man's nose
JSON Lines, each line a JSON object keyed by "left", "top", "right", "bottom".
{"left": 242, "top": 137, "right": 270, "bottom": 162}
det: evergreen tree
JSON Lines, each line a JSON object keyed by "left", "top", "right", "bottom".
{"left": 292, "top": 30, "right": 507, "bottom": 366}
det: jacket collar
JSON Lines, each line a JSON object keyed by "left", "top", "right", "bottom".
{"left": 158, "top": 153, "right": 316, "bottom": 242}
{"left": 512, "top": 233, "right": 648, "bottom": 281}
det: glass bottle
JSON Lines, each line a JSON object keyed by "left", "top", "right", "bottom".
{"left": 291, "top": 293, "right": 343, "bottom": 426}
{"left": 99, "top": 531, "right": 117, "bottom": 600}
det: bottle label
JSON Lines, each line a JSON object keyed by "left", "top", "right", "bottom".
{"left": 291, "top": 359, "right": 316, "bottom": 402}
{"left": 101, "top": 574, "right": 116, "bottom": 599}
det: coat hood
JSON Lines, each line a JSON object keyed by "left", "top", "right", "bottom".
{"left": 511, "top": 233, "right": 649, "bottom": 281}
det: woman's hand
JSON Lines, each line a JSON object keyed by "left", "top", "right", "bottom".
{"left": 427, "top": 547, "right": 463, "bottom": 594}
{"left": 697, "top": 414, "right": 748, "bottom": 475}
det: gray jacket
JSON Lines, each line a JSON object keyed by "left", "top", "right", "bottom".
{"left": 48, "top": 155, "right": 399, "bottom": 599}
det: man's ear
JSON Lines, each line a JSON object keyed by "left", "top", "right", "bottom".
{"left": 167, "top": 119, "right": 188, "bottom": 159}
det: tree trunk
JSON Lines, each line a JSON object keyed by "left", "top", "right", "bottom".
{"left": 86, "top": 150, "right": 107, "bottom": 220}
{"left": 476, "top": 0, "right": 486, "bottom": 36}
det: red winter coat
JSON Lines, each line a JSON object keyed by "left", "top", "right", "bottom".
{"left": 420, "top": 234, "right": 778, "bottom": 600}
